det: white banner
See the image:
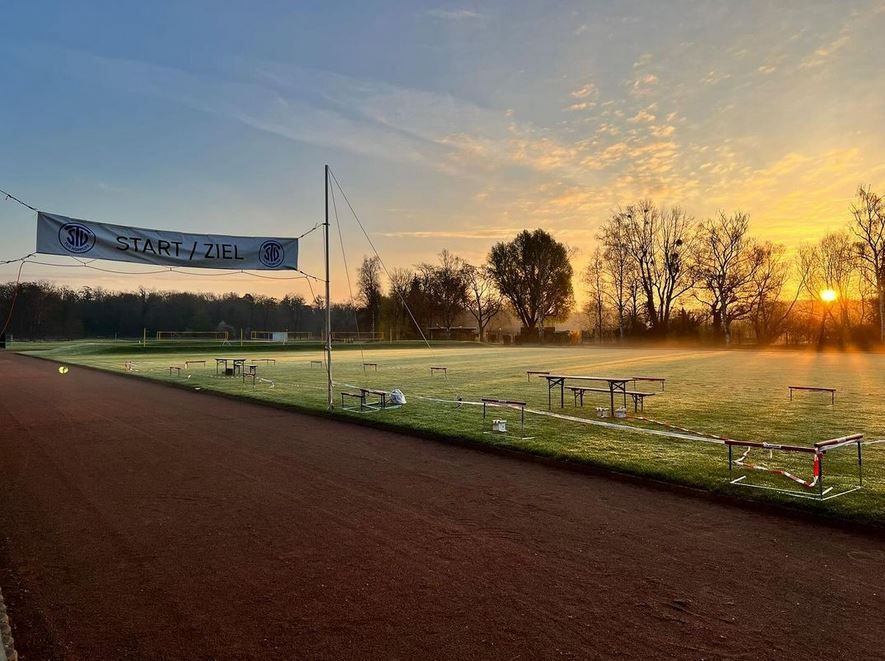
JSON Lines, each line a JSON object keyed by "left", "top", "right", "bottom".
{"left": 36, "top": 212, "right": 298, "bottom": 270}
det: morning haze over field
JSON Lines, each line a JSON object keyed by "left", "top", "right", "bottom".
{"left": 1, "top": 1, "right": 883, "bottom": 300}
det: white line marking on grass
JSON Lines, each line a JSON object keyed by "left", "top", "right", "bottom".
{"left": 418, "top": 396, "right": 725, "bottom": 445}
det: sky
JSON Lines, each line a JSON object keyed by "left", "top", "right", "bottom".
{"left": 1, "top": 0, "right": 883, "bottom": 303}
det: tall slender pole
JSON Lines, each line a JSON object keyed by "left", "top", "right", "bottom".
{"left": 324, "top": 164, "right": 333, "bottom": 410}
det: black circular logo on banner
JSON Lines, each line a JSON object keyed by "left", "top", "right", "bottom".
{"left": 58, "top": 223, "right": 96, "bottom": 254}
{"left": 259, "top": 240, "right": 285, "bottom": 268}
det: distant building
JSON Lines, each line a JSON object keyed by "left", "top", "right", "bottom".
{"left": 428, "top": 326, "right": 478, "bottom": 342}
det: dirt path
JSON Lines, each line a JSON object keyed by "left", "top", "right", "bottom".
{"left": 0, "top": 352, "right": 883, "bottom": 660}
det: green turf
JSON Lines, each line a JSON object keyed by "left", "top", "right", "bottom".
{"left": 15, "top": 340, "right": 885, "bottom": 524}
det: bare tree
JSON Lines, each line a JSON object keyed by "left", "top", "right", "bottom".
{"left": 692, "top": 211, "right": 768, "bottom": 344}
{"left": 487, "top": 229, "right": 574, "bottom": 337}
{"left": 849, "top": 185, "right": 885, "bottom": 343}
{"left": 598, "top": 213, "right": 637, "bottom": 339}
{"left": 583, "top": 248, "right": 606, "bottom": 342}
{"left": 618, "top": 201, "right": 697, "bottom": 335}
{"left": 464, "top": 264, "right": 503, "bottom": 342}
{"left": 356, "top": 255, "right": 383, "bottom": 336}
{"left": 800, "top": 231, "right": 859, "bottom": 330}
{"left": 418, "top": 250, "right": 469, "bottom": 337}
{"left": 387, "top": 267, "right": 413, "bottom": 340}
{"left": 746, "top": 242, "right": 799, "bottom": 344}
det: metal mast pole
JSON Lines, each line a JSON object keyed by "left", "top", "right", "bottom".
{"left": 324, "top": 164, "right": 333, "bottom": 410}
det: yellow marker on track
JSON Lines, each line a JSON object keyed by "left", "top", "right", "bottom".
{"left": 58, "top": 366, "right": 69, "bottom": 374}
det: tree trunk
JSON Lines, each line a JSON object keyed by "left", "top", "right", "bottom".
{"left": 879, "top": 277, "right": 885, "bottom": 344}
{"left": 720, "top": 303, "right": 731, "bottom": 345}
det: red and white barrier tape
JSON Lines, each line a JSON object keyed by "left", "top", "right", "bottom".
{"left": 633, "top": 415, "right": 823, "bottom": 488}
{"left": 732, "top": 446, "right": 819, "bottom": 489}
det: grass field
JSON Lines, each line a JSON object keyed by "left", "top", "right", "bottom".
{"left": 15, "top": 340, "right": 885, "bottom": 524}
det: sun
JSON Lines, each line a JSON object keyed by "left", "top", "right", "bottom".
{"left": 820, "top": 288, "right": 838, "bottom": 303}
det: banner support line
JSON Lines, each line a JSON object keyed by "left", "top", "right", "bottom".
{"left": 324, "top": 164, "right": 333, "bottom": 411}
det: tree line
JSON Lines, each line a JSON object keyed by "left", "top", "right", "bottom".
{"left": 1, "top": 185, "right": 882, "bottom": 347}
{"left": 582, "top": 185, "right": 884, "bottom": 346}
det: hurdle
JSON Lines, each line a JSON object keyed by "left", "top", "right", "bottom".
{"left": 789, "top": 385, "right": 835, "bottom": 404}
{"left": 309, "top": 360, "right": 325, "bottom": 368}
{"left": 430, "top": 366, "right": 448, "bottom": 376}
{"left": 481, "top": 397, "right": 531, "bottom": 439}
{"left": 725, "top": 433, "right": 863, "bottom": 500}
{"left": 185, "top": 360, "right": 207, "bottom": 369}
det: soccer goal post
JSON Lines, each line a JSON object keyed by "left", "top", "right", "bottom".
{"left": 155, "top": 330, "right": 230, "bottom": 342}
{"left": 330, "top": 331, "right": 384, "bottom": 343}
{"left": 725, "top": 434, "right": 863, "bottom": 500}
{"left": 250, "top": 331, "right": 314, "bottom": 343}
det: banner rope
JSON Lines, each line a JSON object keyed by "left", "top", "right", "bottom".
{"left": 1, "top": 253, "right": 35, "bottom": 265}
{"left": 328, "top": 168, "right": 434, "bottom": 353}
{"left": 328, "top": 180, "right": 367, "bottom": 371}
{"left": 0, "top": 259, "right": 27, "bottom": 336}
{"left": 0, "top": 187, "right": 38, "bottom": 212}
{"left": 7, "top": 256, "right": 319, "bottom": 281}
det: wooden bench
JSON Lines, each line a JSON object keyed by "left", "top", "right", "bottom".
{"left": 363, "top": 362, "right": 378, "bottom": 371}
{"left": 340, "top": 389, "right": 390, "bottom": 411}
{"left": 169, "top": 366, "right": 183, "bottom": 376}
{"left": 309, "top": 360, "right": 325, "bottom": 368}
{"left": 526, "top": 370, "right": 550, "bottom": 383}
{"left": 360, "top": 387, "right": 388, "bottom": 410}
{"left": 243, "top": 364, "right": 257, "bottom": 385}
{"left": 567, "top": 386, "right": 654, "bottom": 412}
{"left": 184, "top": 360, "right": 206, "bottom": 368}
{"left": 430, "top": 366, "right": 448, "bottom": 376}
{"left": 340, "top": 391, "right": 364, "bottom": 408}
{"left": 481, "top": 398, "right": 527, "bottom": 434}
{"left": 789, "top": 385, "right": 836, "bottom": 404}
{"left": 632, "top": 376, "right": 665, "bottom": 391}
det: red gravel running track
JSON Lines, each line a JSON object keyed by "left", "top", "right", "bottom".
{"left": 1, "top": 352, "right": 884, "bottom": 660}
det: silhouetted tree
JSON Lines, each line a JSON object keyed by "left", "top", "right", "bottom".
{"left": 464, "top": 264, "right": 503, "bottom": 342}
{"left": 418, "top": 250, "right": 469, "bottom": 337}
{"left": 850, "top": 185, "right": 885, "bottom": 343}
{"left": 618, "top": 201, "right": 697, "bottom": 335}
{"left": 357, "top": 255, "right": 383, "bottom": 336}
{"left": 692, "top": 211, "right": 768, "bottom": 344}
{"left": 487, "top": 229, "right": 574, "bottom": 336}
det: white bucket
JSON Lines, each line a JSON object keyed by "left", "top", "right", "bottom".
{"left": 614, "top": 408, "right": 627, "bottom": 418}
{"left": 492, "top": 419, "right": 507, "bottom": 433}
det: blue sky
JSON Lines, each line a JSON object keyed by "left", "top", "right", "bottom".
{"left": 1, "top": 1, "right": 883, "bottom": 300}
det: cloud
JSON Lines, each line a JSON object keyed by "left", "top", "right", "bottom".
{"left": 565, "top": 102, "right": 596, "bottom": 111}
{"left": 627, "top": 109, "right": 656, "bottom": 123}
{"left": 629, "top": 73, "right": 658, "bottom": 96}
{"left": 757, "top": 64, "right": 777, "bottom": 74}
{"left": 380, "top": 228, "right": 519, "bottom": 239}
{"left": 632, "top": 53, "right": 653, "bottom": 69}
{"left": 425, "top": 8, "right": 481, "bottom": 20}
{"left": 570, "top": 83, "right": 596, "bottom": 99}
{"left": 649, "top": 125, "right": 675, "bottom": 137}
{"left": 701, "top": 70, "right": 731, "bottom": 85}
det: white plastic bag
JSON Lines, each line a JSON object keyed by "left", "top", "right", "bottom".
{"left": 390, "top": 388, "right": 407, "bottom": 405}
